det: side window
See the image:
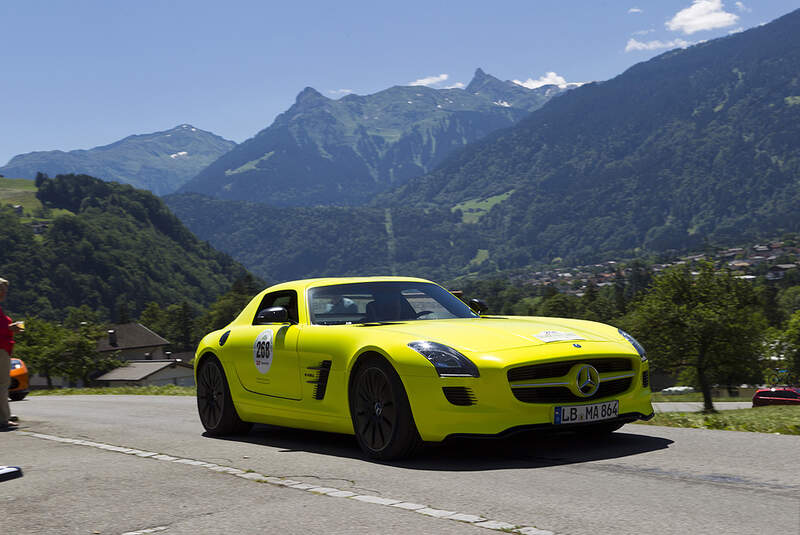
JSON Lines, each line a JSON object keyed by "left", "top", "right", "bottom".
{"left": 254, "top": 290, "right": 298, "bottom": 324}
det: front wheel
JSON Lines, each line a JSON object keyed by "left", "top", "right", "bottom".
{"left": 9, "top": 391, "right": 27, "bottom": 402}
{"left": 196, "top": 357, "right": 252, "bottom": 436}
{"left": 349, "top": 356, "right": 421, "bottom": 460}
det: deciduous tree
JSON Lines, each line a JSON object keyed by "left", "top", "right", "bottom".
{"left": 627, "top": 262, "right": 765, "bottom": 411}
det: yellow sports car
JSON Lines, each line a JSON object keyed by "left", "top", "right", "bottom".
{"left": 194, "top": 277, "right": 653, "bottom": 459}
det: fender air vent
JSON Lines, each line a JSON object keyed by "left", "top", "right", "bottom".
{"left": 307, "top": 360, "right": 332, "bottom": 400}
{"left": 442, "top": 387, "right": 476, "bottom": 406}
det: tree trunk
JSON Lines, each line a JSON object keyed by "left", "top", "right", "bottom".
{"left": 697, "top": 366, "right": 715, "bottom": 413}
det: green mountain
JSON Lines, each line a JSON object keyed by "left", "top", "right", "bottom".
{"left": 163, "top": 193, "right": 481, "bottom": 282}
{"left": 388, "top": 9, "right": 800, "bottom": 267}
{"left": 0, "top": 125, "right": 236, "bottom": 195}
{"left": 167, "top": 9, "right": 800, "bottom": 280}
{"left": 0, "top": 174, "right": 250, "bottom": 320}
{"left": 178, "top": 69, "right": 567, "bottom": 206}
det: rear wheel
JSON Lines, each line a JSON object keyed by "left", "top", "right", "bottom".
{"left": 349, "top": 356, "right": 421, "bottom": 460}
{"left": 9, "top": 392, "right": 27, "bottom": 402}
{"left": 197, "top": 357, "right": 252, "bottom": 436}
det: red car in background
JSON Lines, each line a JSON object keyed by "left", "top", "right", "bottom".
{"left": 9, "top": 357, "right": 29, "bottom": 401}
{"left": 752, "top": 387, "right": 800, "bottom": 407}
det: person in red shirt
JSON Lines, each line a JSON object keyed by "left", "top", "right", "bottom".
{"left": 1, "top": 277, "right": 24, "bottom": 430}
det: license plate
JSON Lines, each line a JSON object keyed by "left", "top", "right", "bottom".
{"left": 554, "top": 400, "right": 619, "bottom": 424}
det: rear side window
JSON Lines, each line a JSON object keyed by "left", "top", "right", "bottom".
{"left": 254, "top": 290, "right": 299, "bottom": 324}
{"left": 759, "top": 390, "right": 795, "bottom": 399}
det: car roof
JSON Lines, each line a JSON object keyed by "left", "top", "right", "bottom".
{"left": 262, "top": 276, "right": 434, "bottom": 293}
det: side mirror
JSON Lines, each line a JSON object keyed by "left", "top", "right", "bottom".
{"left": 468, "top": 298, "right": 488, "bottom": 314}
{"left": 255, "top": 306, "right": 290, "bottom": 324}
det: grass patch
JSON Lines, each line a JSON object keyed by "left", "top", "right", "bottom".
{"left": 636, "top": 406, "right": 800, "bottom": 435}
{"left": 0, "top": 177, "right": 72, "bottom": 220}
{"left": 468, "top": 248, "right": 489, "bottom": 266}
{"left": 0, "top": 177, "right": 40, "bottom": 212}
{"left": 225, "top": 151, "right": 275, "bottom": 175}
{"left": 29, "top": 385, "right": 195, "bottom": 396}
{"left": 452, "top": 190, "right": 514, "bottom": 223}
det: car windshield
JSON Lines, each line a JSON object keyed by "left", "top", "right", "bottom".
{"left": 308, "top": 281, "right": 477, "bottom": 325}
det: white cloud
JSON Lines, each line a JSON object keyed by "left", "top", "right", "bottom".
{"left": 409, "top": 73, "right": 449, "bottom": 87}
{"left": 328, "top": 89, "right": 354, "bottom": 96}
{"left": 666, "top": 0, "right": 739, "bottom": 35}
{"left": 513, "top": 71, "right": 585, "bottom": 89}
{"left": 632, "top": 28, "right": 655, "bottom": 35}
{"left": 625, "top": 37, "right": 692, "bottom": 52}
{"left": 628, "top": 7, "right": 643, "bottom": 14}
{"left": 735, "top": 2, "right": 751, "bottom": 12}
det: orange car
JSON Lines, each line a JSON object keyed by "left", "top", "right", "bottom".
{"left": 9, "top": 357, "right": 28, "bottom": 401}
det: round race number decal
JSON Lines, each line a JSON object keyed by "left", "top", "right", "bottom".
{"left": 253, "top": 329, "right": 274, "bottom": 374}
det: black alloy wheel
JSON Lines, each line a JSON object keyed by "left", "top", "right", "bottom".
{"left": 350, "top": 356, "right": 421, "bottom": 460}
{"left": 196, "top": 357, "right": 252, "bottom": 436}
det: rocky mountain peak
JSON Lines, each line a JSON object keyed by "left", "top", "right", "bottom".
{"left": 295, "top": 87, "right": 327, "bottom": 106}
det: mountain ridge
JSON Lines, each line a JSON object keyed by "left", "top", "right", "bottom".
{"left": 167, "top": 9, "right": 800, "bottom": 279}
{"left": 382, "top": 9, "right": 800, "bottom": 268}
{"left": 0, "top": 125, "right": 236, "bottom": 195}
{"left": 177, "top": 69, "right": 569, "bottom": 205}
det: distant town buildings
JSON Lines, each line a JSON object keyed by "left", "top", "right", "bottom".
{"left": 517, "top": 240, "right": 799, "bottom": 296}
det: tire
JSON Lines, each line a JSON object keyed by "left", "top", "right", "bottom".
{"left": 349, "top": 356, "right": 422, "bottom": 460}
{"left": 9, "top": 392, "right": 27, "bottom": 402}
{"left": 196, "top": 357, "right": 252, "bottom": 436}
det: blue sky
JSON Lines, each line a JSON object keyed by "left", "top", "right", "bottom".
{"left": 1, "top": 0, "right": 797, "bottom": 166}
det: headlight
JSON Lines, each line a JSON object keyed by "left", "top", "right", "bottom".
{"left": 10, "top": 360, "right": 22, "bottom": 369}
{"left": 619, "top": 329, "right": 647, "bottom": 362}
{"left": 408, "top": 341, "right": 480, "bottom": 378}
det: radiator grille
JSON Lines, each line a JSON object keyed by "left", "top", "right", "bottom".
{"left": 507, "top": 358, "right": 633, "bottom": 383}
{"left": 511, "top": 377, "right": 632, "bottom": 404}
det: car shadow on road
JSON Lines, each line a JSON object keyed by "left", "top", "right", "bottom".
{"left": 206, "top": 425, "right": 673, "bottom": 471}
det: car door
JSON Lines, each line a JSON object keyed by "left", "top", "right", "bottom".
{"left": 227, "top": 290, "right": 302, "bottom": 400}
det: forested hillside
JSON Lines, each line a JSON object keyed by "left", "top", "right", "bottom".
{"left": 388, "top": 9, "right": 800, "bottom": 267}
{"left": 0, "top": 174, "right": 250, "bottom": 320}
{"left": 167, "top": 11, "right": 800, "bottom": 277}
{"left": 164, "top": 193, "right": 484, "bottom": 281}
{"left": 0, "top": 125, "right": 235, "bottom": 195}
{"left": 179, "top": 69, "right": 567, "bottom": 206}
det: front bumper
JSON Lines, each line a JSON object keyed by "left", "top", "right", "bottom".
{"left": 403, "top": 366, "right": 653, "bottom": 442}
{"left": 445, "top": 411, "right": 654, "bottom": 440}
{"left": 10, "top": 372, "right": 29, "bottom": 393}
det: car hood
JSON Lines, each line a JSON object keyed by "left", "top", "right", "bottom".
{"left": 362, "top": 316, "right": 622, "bottom": 353}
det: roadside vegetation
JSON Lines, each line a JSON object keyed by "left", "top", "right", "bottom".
{"left": 636, "top": 406, "right": 800, "bottom": 435}
{"left": 3, "top": 174, "right": 799, "bottom": 407}
{"left": 650, "top": 393, "right": 747, "bottom": 403}
{"left": 29, "top": 385, "right": 195, "bottom": 396}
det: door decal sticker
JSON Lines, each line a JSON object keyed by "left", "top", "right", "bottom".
{"left": 253, "top": 329, "right": 274, "bottom": 373}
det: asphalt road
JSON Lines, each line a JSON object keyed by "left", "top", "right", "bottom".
{"left": 2, "top": 396, "right": 798, "bottom": 535}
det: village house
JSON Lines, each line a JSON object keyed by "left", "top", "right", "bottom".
{"left": 28, "top": 322, "right": 195, "bottom": 388}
